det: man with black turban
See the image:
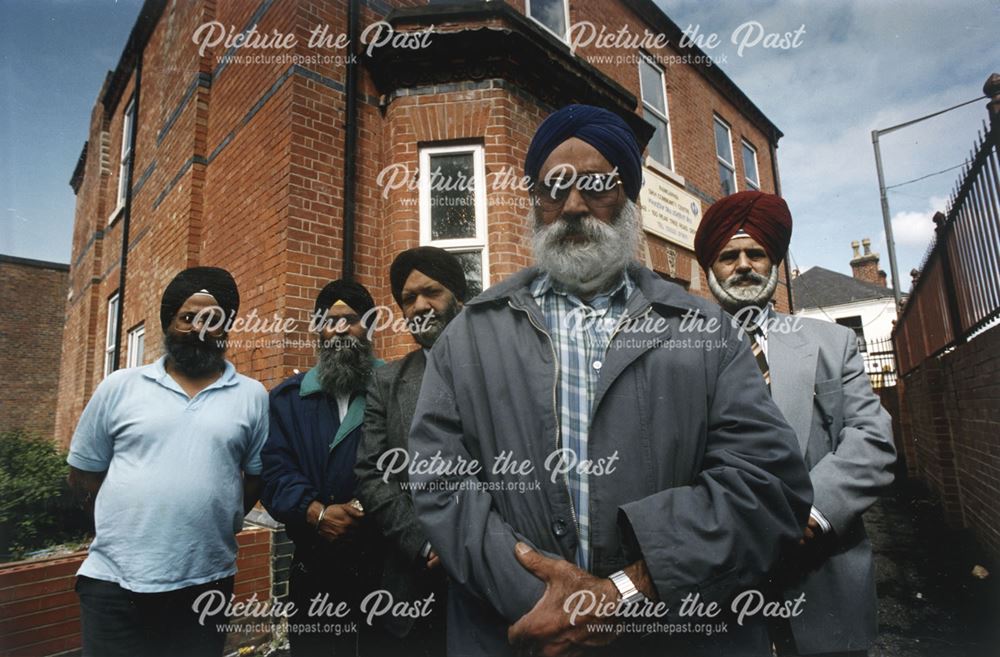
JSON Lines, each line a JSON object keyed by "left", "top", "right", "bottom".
{"left": 261, "top": 279, "right": 385, "bottom": 657}
{"left": 407, "top": 104, "right": 813, "bottom": 657}
{"left": 354, "top": 246, "right": 466, "bottom": 655}
{"left": 68, "top": 266, "right": 269, "bottom": 657}
{"left": 697, "top": 191, "right": 895, "bottom": 657}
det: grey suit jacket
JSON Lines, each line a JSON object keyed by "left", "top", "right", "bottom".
{"left": 767, "top": 312, "right": 896, "bottom": 654}
{"left": 356, "top": 349, "right": 441, "bottom": 637}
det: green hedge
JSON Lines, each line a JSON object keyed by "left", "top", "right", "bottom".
{"left": 0, "top": 430, "right": 90, "bottom": 560}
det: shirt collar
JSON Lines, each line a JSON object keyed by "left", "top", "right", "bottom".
{"left": 530, "top": 271, "right": 633, "bottom": 307}
{"left": 749, "top": 304, "right": 774, "bottom": 336}
{"left": 143, "top": 355, "right": 238, "bottom": 394}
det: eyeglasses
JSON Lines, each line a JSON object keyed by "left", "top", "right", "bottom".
{"left": 530, "top": 172, "right": 623, "bottom": 214}
{"left": 174, "top": 308, "right": 226, "bottom": 334}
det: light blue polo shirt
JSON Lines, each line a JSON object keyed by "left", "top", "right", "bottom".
{"left": 67, "top": 356, "right": 268, "bottom": 593}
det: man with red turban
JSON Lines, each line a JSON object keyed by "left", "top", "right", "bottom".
{"left": 694, "top": 190, "right": 792, "bottom": 313}
{"left": 696, "top": 191, "right": 896, "bottom": 657}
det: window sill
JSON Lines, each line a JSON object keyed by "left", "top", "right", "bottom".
{"left": 107, "top": 204, "right": 125, "bottom": 227}
{"left": 643, "top": 157, "right": 686, "bottom": 188}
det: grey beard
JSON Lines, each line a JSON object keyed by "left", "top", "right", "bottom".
{"left": 409, "top": 296, "right": 461, "bottom": 349}
{"left": 531, "top": 199, "right": 640, "bottom": 298}
{"left": 315, "top": 335, "right": 374, "bottom": 397}
{"left": 708, "top": 264, "right": 780, "bottom": 314}
{"left": 163, "top": 333, "right": 226, "bottom": 378}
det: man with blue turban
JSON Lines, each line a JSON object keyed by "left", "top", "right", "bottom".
{"left": 409, "top": 104, "right": 813, "bottom": 657}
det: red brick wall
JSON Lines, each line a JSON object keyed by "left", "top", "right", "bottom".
{"left": 0, "top": 258, "right": 69, "bottom": 440}
{"left": 898, "top": 323, "right": 1000, "bottom": 559}
{"left": 0, "top": 527, "right": 271, "bottom": 657}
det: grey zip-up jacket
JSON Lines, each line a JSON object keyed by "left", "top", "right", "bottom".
{"left": 409, "top": 263, "right": 813, "bottom": 656}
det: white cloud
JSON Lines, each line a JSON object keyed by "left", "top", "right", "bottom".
{"left": 657, "top": 0, "right": 999, "bottom": 279}
{"left": 889, "top": 195, "right": 946, "bottom": 248}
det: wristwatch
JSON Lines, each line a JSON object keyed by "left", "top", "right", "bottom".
{"left": 609, "top": 570, "right": 645, "bottom": 607}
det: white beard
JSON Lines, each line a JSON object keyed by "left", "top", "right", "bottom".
{"left": 531, "top": 199, "right": 641, "bottom": 298}
{"left": 708, "top": 264, "right": 779, "bottom": 314}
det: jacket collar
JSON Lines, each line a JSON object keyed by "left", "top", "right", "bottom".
{"left": 468, "top": 262, "right": 706, "bottom": 316}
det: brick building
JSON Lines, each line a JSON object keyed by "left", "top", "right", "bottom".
{"left": 55, "top": 0, "right": 790, "bottom": 446}
{"left": 0, "top": 255, "right": 69, "bottom": 439}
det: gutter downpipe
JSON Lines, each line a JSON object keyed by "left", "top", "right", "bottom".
{"left": 341, "top": 0, "right": 360, "bottom": 280}
{"left": 769, "top": 139, "right": 793, "bottom": 313}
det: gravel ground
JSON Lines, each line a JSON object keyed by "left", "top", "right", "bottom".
{"left": 869, "top": 481, "right": 999, "bottom": 657}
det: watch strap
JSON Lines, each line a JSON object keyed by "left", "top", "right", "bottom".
{"left": 609, "top": 569, "right": 644, "bottom": 606}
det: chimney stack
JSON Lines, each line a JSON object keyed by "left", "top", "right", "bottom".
{"left": 850, "top": 237, "right": 882, "bottom": 286}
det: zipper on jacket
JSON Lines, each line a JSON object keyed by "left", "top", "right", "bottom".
{"left": 507, "top": 299, "right": 582, "bottom": 546}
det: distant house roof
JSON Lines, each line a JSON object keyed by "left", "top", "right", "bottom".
{"left": 793, "top": 266, "right": 897, "bottom": 310}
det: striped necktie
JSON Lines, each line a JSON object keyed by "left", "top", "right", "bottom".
{"left": 749, "top": 328, "right": 771, "bottom": 389}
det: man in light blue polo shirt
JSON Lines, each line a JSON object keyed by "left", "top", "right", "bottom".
{"left": 67, "top": 267, "right": 268, "bottom": 657}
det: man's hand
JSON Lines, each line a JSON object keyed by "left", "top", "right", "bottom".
{"left": 799, "top": 515, "right": 822, "bottom": 546}
{"left": 426, "top": 549, "right": 441, "bottom": 570}
{"left": 507, "top": 543, "right": 621, "bottom": 657}
{"left": 67, "top": 467, "right": 106, "bottom": 521}
{"left": 312, "top": 501, "right": 365, "bottom": 543}
{"left": 243, "top": 474, "right": 263, "bottom": 515}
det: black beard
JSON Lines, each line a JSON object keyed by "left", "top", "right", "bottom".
{"left": 315, "top": 335, "right": 374, "bottom": 397}
{"left": 164, "top": 332, "right": 227, "bottom": 378}
{"left": 408, "top": 297, "right": 461, "bottom": 349}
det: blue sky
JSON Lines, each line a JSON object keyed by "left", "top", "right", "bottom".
{"left": 660, "top": 0, "right": 1000, "bottom": 284}
{"left": 2, "top": 0, "right": 998, "bottom": 289}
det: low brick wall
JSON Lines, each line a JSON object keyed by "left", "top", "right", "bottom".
{"left": 0, "top": 526, "right": 274, "bottom": 657}
{"left": 0, "top": 554, "right": 81, "bottom": 657}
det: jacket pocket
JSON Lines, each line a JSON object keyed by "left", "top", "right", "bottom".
{"left": 814, "top": 377, "right": 841, "bottom": 396}
{"left": 812, "top": 378, "right": 844, "bottom": 447}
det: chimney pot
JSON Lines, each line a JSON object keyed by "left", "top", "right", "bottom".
{"left": 862, "top": 238, "right": 872, "bottom": 255}
{"left": 851, "top": 240, "right": 860, "bottom": 258}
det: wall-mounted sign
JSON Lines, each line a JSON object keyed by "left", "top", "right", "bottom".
{"left": 639, "top": 168, "right": 703, "bottom": 251}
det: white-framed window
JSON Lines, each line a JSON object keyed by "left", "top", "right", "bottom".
{"left": 714, "top": 116, "right": 737, "bottom": 196}
{"left": 836, "top": 315, "right": 866, "bottom": 352}
{"left": 104, "top": 293, "right": 120, "bottom": 377}
{"left": 126, "top": 323, "right": 145, "bottom": 368}
{"left": 742, "top": 140, "right": 760, "bottom": 190}
{"left": 526, "top": 0, "right": 569, "bottom": 42}
{"left": 114, "top": 98, "right": 135, "bottom": 219}
{"left": 418, "top": 143, "right": 490, "bottom": 298}
{"left": 638, "top": 54, "right": 673, "bottom": 170}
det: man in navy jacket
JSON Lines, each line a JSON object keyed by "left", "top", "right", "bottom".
{"left": 261, "top": 280, "right": 384, "bottom": 657}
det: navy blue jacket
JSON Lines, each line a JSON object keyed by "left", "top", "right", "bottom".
{"left": 260, "top": 364, "right": 382, "bottom": 556}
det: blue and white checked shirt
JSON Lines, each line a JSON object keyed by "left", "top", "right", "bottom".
{"left": 531, "top": 271, "right": 635, "bottom": 571}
